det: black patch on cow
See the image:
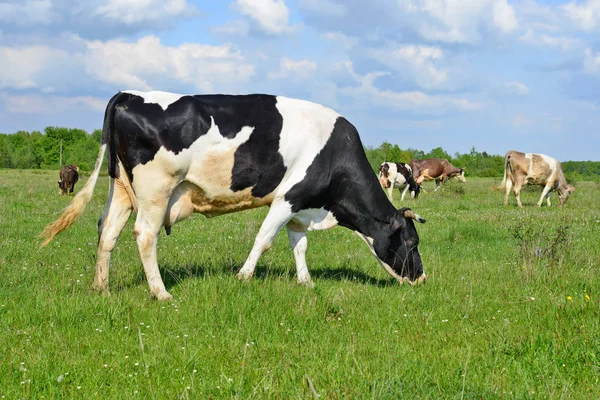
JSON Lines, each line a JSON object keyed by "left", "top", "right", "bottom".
{"left": 227, "top": 96, "right": 286, "bottom": 197}
{"left": 395, "top": 163, "right": 410, "bottom": 179}
{"left": 112, "top": 93, "right": 287, "bottom": 193}
{"left": 285, "top": 117, "right": 395, "bottom": 228}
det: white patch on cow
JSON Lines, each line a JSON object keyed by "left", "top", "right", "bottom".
{"left": 287, "top": 208, "right": 338, "bottom": 232}
{"left": 123, "top": 90, "right": 186, "bottom": 111}
{"left": 539, "top": 154, "right": 557, "bottom": 174}
{"left": 131, "top": 116, "right": 256, "bottom": 216}
{"left": 275, "top": 96, "right": 339, "bottom": 194}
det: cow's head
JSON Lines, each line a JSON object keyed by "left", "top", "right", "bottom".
{"left": 409, "top": 182, "right": 421, "bottom": 199}
{"left": 378, "top": 163, "right": 391, "bottom": 189}
{"left": 558, "top": 184, "right": 575, "bottom": 205}
{"left": 58, "top": 180, "right": 66, "bottom": 195}
{"left": 455, "top": 168, "right": 466, "bottom": 183}
{"left": 374, "top": 208, "right": 426, "bottom": 283}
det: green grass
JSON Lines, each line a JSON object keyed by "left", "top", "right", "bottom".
{"left": 0, "top": 170, "right": 598, "bottom": 398}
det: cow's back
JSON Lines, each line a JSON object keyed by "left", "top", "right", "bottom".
{"left": 506, "top": 150, "right": 557, "bottom": 184}
{"left": 115, "top": 92, "right": 341, "bottom": 216}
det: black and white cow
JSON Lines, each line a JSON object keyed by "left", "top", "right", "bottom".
{"left": 41, "top": 91, "right": 427, "bottom": 300}
{"left": 378, "top": 162, "right": 420, "bottom": 201}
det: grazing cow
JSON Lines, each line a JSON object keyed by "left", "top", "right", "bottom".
{"left": 498, "top": 150, "right": 575, "bottom": 207}
{"left": 40, "top": 91, "right": 427, "bottom": 300}
{"left": 58, "top": 164, "right": 79, "bottom": 195}
{"left": 410, "top": 158, "right": 466, "bottom": 191}
{"left": 378, "top": 162, "right": 420, "bottom": 201}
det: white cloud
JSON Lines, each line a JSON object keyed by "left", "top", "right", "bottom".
{"left": 268, "top": 57, "right": 317, "bottom": 80}
{"left": 583, "top": 48, "right": 600, "bottom": 73}
{"left": 84, "top": 36, "right": 255, "bottom": 92}
{"left": 520, "top": 29, "right": 582, "bottom": 51}
{"left": 337, "top": 61, "right": 484, "bottom": 113}
{"left": 366, "top": 44, "right": 448, "bottom": 89}
{"left": 1, "top": 92, "right": 106, "bottom": 114}
{"left": 398, "top": 0, "right": 518, "bottom": 44}
{"left": 297, "top": 0, "right": 347, "bottom": 17}
{"left": 0, "top": 45, "right": 71, "bottom": 91}
{"left": 504, "top": 81, "right": 530, "bottom": 95}
{"left": 563, "top": 0, "right": 600, "bottom": 31}
{"left": 231, "top": 0, "right": 293, "bottom": 35}
{"left": 512, "top": 112, "right": 532, "bottom": 127}
{"left": 492, "top": 0, "right": 518, "bottom": 33}
{"left": 95, "top": 0, "right": 197, "bottom": 24}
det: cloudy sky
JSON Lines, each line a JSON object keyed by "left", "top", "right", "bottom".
{"left": 1, "top": 0, "right": 600, "bottom": 161}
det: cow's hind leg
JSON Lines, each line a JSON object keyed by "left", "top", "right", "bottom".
{"left": 387, "top": 186, "right": 394, "bottom": 201}
{"left": 93, "top": 178, "right": 133, "bottom": 294}
{"left": 133, "top": 199, "right": 173, "bottom": 300}
{"left": 504, "top": 179, "right": 513, "bottom": 206}
{"left": 237, "top": 201, "right": 295, "bottom": 280}
{"left": 513, "top": 179, "right": 525, "bottom": 207}
{"left": 286, "top": 227, "right": 313, "bottom": 287}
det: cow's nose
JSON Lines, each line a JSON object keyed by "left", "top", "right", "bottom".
{"left": 416, "top": 273, "right": 427, "bottom": 285}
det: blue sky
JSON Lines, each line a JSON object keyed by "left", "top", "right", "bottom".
{"left": 1, "top": 0, "right": 599, "bottom": 161}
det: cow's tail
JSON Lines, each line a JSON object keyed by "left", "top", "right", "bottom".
{"left": 39, "top": 92, "right": 128, "bottom": 247}
{"left": 493, "top": 153, "right": 511, "bottom": 191}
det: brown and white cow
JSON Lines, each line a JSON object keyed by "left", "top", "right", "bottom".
{"left": 40, "top": 91, "right": 427, "bottom": 300}
{"left": 410, "top": 158, "right": 466, "bottom": 191}
{"left": 378, "top": 162, "right": 420, "bottom": 201}
{"left": 58, "top": 164, "right": 79, "bottom": 195}
{"left": 498, "top": 150, "right": 575, "bottom": 207}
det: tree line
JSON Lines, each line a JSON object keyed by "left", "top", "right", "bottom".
{"left": 1, "top": 128, "right": 599, "bottom": 180}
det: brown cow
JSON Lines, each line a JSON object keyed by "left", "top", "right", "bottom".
{"left": 58, "top": 165, "right": 79, "bottom": 195}
{"left": 410, "top": 158, "right": 466, "bottom": 191}
{"left": 497, "top": 150, "right": 574, "bottom": 207}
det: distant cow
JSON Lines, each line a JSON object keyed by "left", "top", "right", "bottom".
{"left": 41, "top": 91, "right": 427, "bottom": 300}
{"left": 498, "top": 150, "right": 575, "bottom": 207}
{"left": 58, "top": 165, "right": 79, "bottom": 195}
{"left": 410, "top": 158, "right": 466, "bottom": 191}
{"left": 378, "top": 162, "right": 420, "bottom": 201}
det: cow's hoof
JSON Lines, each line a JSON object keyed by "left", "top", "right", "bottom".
{"left": 236, "top": 271, "right": 253, "bottom": 281}
{"left": 151, "top": 290, "right": 173, "bottom": 301}
{"left": 298, "top": 279, "right": 315, "bottom": 288}
{"left": 90, "top": 283, "right": 110, "bottom": 296}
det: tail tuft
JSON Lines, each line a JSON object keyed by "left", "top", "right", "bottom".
{"left": 39, "top": 144, "right": 106, "bottom": 247}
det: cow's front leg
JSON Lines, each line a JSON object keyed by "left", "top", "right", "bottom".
{"left": 400, "top": 184, "right": 409, "bottom": 201}
{"left": 93, "top": 178, "right": 132, "bottom": 295}
{"left": 537, "top": 184, "right": 553, "bottom": 207}
{"left": 434, "top": 179, "right": 441, "bottom": 191}
{"left": 237, "top": 201, "right": 294, "bottom": 280}
{"left": 286, "top": 227, "right": 313, "bottom": 287}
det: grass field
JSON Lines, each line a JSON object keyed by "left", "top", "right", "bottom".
{"left": 0, "top": 169, "right": 598, "bottom": 399}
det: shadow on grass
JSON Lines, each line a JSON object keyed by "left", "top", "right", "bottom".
{"left": 121, "top": 261, "right": 398, "bottom": 292}
{"left": 114, "top": 263, "right": 397, "bottom": 291}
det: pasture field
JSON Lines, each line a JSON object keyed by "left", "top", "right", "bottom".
{"left": 0, "top": 169, "right": 598, "bottom": 399}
